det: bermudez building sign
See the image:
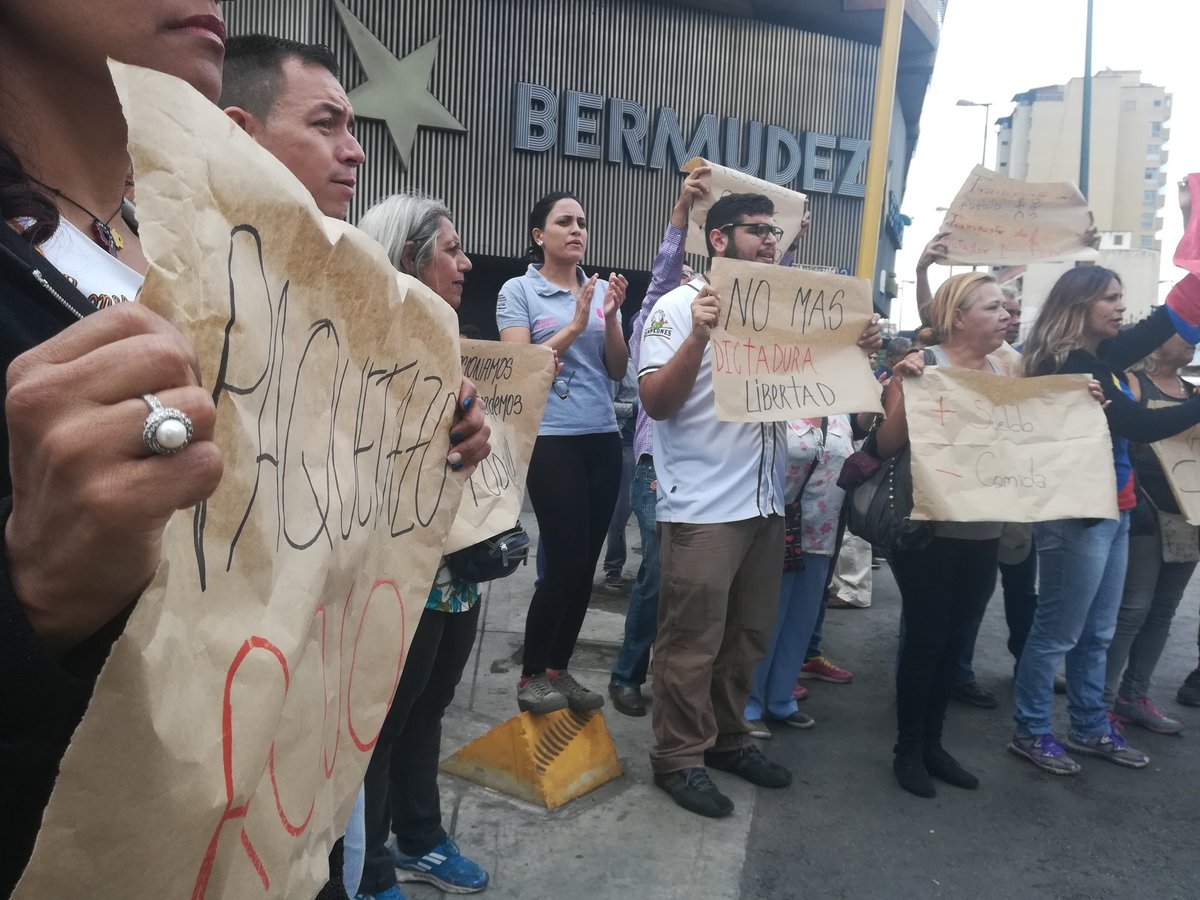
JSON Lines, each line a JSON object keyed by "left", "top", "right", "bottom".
{"left": 512, "top": 82, "right": 869, "bottom": 199}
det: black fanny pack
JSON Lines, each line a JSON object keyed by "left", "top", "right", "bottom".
{"left": 445, "top": 522, "right": 531, "bottom": 583}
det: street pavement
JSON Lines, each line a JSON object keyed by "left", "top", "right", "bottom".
{"left": 408, "top": 506, "right": 1200, "bottom": 900}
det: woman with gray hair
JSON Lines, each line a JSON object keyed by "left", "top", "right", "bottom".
{"left": 360, "top": 190, "right": 472, "bottom": 308}
{"left": 349, "top": 191, "right": 487, "bottom": 900}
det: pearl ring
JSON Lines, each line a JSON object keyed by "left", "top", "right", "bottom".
{"left": 141, "top": 393, "right": 193, "bottom": 455}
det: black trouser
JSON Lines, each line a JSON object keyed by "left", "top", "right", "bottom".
{"left": 359, "top": 602, "right": 482, "bottom": 894}
{"left": 891, "top": 536, "right": 999, "bottom": 752}
{"left": 1001, "top": 544, "right": 1039, "bottom": 662}
{"left": 522, "top": 432, "right": 622, "bottom": 675}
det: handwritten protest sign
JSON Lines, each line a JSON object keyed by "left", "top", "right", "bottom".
{"left": 15, "top": 63, "right": 464, "bottom": 899}
{"left": 706, "top": 257, "right": 882, "bottom": 422}
{"left": 444, "top": 340, "right": 553, "bottom": 553}
{"left": 938, "top": 165, "right": 1099, "bottom": 265}
{"left": 1147, "top": 400, "right": 1200, "bottom": 525}
{"left": 906, "top": 367, "right": 1116, "bottom": 522}
{"left": 681, "top": 157, "right": 807, "bottom": 259}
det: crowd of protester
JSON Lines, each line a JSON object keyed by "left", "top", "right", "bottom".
{"left": 4, "top": 4, "right": 1200, "bottom": 899}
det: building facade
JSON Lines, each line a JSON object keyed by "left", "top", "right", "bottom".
{"left": 993, "top": 70, "right": 1171, "bottom": 329}
{"left": 996, "top": 70, "right": 1171, "bottom": 252}
{"left": 224, "top": 0, "right": 943, "bottom": 335}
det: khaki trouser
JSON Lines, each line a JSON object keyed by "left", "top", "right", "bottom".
{"left": 650, "top": 516, "right": 785, "bottom": 773}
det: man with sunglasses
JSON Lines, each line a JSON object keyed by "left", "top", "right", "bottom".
{"left": 638, "top": 193, "right": 880, "bottom": 818}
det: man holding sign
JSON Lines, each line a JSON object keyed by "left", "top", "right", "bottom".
{"left": 222, "top": 41, "right": 499, "bottom": 899}
{"left": 639, "top": 193, "right": 880, "bottom": 818}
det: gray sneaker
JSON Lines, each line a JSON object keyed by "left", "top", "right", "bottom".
{"left": 1113, "top": 696, "right": 1183, "bottom": 735}
{"left": 1065, "top": 726, "right": 1150, "bottom": 769}
{"left": 747, "top": 719, "right": 772, "bottom": 740}
{"left": 1007, "top": 732, "right": 1082, "bottom": 775}
{"left": 547, "top": 669, "right": 605, "bottom": 712}
{"left": 517, "top": 673, "right": 568, "bottom": 715}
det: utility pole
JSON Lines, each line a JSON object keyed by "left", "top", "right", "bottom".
{"left": 1080, "top": 0, "right": 1094, "bottom": 198}
{"left": 956, "top": 99, "right": 993, "bottom": 167}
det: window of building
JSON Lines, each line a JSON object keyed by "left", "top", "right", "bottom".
{"left": 1146, "top": 167, "right": 1159, "bottom": 181}
{"left": 1142, "top": 213, "right": 1156, "bottom": 229}
{"left": 1141, "top": 235, "right": 1155, "bottom": 249}
{"left": 1154, "top": 99, "right": 1162, "bottom": 107}
{"left": 1144, "top": 190, "right": 1158, "bottom": 204}
{"left": 1147, "top": 146, "right": 1161, "bottom": 160}
{"left": 1123, "top": 98, "right": 1137, "bottom": 110}
{"left": 1150, "top": 122, "right": 1162, "bottom": 136}
{"left": 1113, "top": 234, "right": 1125, "bottom": 246}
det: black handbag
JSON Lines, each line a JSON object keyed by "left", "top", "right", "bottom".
{"left": 838, "top": 436, "right": 932, "bottom": 552}
{"left": 837, "top": 351, "right": 936, "bottom": 552}
{"left": 444, "top": 522, "right": 531, "bottom": 582}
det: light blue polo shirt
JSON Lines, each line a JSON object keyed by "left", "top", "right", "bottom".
{"left": 496, "top": 264, "right": 619, "bottom": 436}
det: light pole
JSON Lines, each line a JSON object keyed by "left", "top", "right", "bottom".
{"left": 956, "top": 99, "right": 992, "bottom": 167}
{"left": 1080, "top": 0, "right": 1094, "bottom": 198}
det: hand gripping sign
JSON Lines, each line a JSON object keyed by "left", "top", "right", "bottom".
{"left": 905, "top": 367, "right": 1117, "bottom": 523}
{"left": 705, "top": 257, "right": 882, "bottom": 422}
{"left": 937, "top": 165, "right": 1099, "bottom": 266}
{"left": 681, "top": 157, "right": 808, "bottom": 260}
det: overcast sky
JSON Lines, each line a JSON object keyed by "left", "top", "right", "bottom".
{"left": 893, "top": 0, "right": 1195, "bottom": 327}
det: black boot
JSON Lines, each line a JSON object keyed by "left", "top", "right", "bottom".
{"left": 893, "top": 746, "right": 935, "bottom": 798}
{"left": 924, "top": 744, "right": 979, "bottom": 790}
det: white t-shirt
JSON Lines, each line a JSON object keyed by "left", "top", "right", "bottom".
{"left": 39, "top": 218, "right": 143, "bottom": 308}
{"left": 638, "top": 278, "right": 786, "bottom": 524}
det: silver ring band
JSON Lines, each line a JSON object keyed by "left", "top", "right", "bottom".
{"left": 141, "top": 393, "right": 193, "bottom": 455}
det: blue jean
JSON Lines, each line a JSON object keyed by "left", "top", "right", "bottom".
{"left": 746, "top": 556, "right": 832, "bottom": 721}
{"left": 1013, "top": 514, "right": 1130, "bottom": 740}
{"left": 611, "top": 459, "right": 660, "bottom": 687}
{"left": 604, "top": 441, "right": 636, "bottom": 576}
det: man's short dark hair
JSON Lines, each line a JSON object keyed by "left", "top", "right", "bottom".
{"left": 219, "top": 35, "right": 341, "bottom": 118}
{"left": 885, "top": 336, "right": 912, "bottom": 364}
{"left": 704, "top": 193, "right": 775, "bottom": 256}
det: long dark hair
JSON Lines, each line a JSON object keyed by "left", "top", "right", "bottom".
{"left": 524, "top": 190, "right": 577, "bottom": 264}
{"left": 1023, "top": 266, "right": 1122, "bottom": 376}
{"left": 0, "top": 139, "right": 58, "bottom": 244}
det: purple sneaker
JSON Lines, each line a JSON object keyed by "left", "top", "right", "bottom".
{"left": 1066, "top": 726, "right": 1150, "bottom": 769}
{"left": 1007, "top": 733, "right": 1082, "bottom": 775}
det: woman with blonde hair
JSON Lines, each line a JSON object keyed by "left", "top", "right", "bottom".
{"left": 875, "top": 272, "right": 1011, "bottom": 797}
{"left": 1010, "top": 266, "right": 1200, "bottom": 776}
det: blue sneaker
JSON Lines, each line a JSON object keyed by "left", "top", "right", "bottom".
{"left": 393, "top": 836, "right": 489, "bottom": 894}
{"left": 354, "top": 886, "right": 405, "bottom": 900}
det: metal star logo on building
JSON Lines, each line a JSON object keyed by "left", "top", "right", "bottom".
{"left": 333, "top": 0, "right": 466, "bottom": 169}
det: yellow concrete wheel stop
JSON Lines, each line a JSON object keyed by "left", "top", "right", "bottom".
{"left": 439, "top": 709, "right": 622, "bottom": 808}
